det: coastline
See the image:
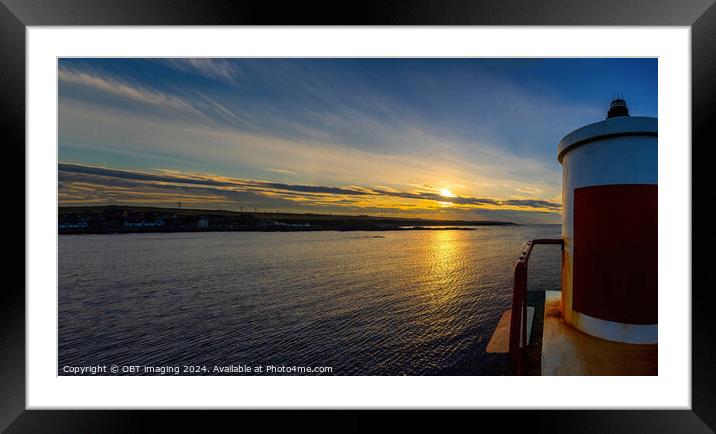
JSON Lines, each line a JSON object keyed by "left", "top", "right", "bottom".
{"left": 58, "top": 205, "right": 517, "bottom": 235}
{"left": 58, "top": 226, "right": 480, "bottom": 235}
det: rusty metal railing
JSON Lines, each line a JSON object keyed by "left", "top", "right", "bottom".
{"left": 509, "top": 238, "right": 564, "bottom": 375}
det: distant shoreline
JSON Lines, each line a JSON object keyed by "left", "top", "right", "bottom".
{"left": 59, "top": 226, "right": 480, "bottom": 235}
{"left": 58, "top": 205, "right": 517, "bottom": 235}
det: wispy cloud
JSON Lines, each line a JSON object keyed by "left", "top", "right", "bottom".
{"left": 57, "top": 58, "right": 655, "bottom": 223}
{"left": 59, "top": 67, "right": 198, "bottom": 113}
{"left": 58, "top": 99, "right": 562, "bottom": 199}
{"left": 265, "top": 168, "right": 298, "bottom": 176}
{"left": 59, "top": 162, "right": 561, "bottom": 215}
{"left": 59, "top": 66, "right": 260, "bottom": 131}
{"left": 165, "top": 58, "right": 244, "bottom": 83}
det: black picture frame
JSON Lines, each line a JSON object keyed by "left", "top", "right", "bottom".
{"left": 1, "top": 0, "right": 712, "bottom": 432}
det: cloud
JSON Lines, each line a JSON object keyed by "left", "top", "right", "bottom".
{"left": 59, "top": 59, "right": 589, "bottom": 167}
{"left": 59, "top": 67, "right": 199, "bottom": 114}
{"left": 502, "top": 199, "right": 562, "bottom": 210}
{"left": 58, "top": 162, "right": 561, "bottom": 214}
{"left": 165, "top": 58, "right": 244, "bottom": 83}
{"left": 59, "top": 98, "right": 561, "bottom": 199}
{"left": 59, "top": 66, "right": 263, "bottom": 133}
{"left": 60, "top": 162, "right": 377, "bottom": 197}
{"left": 265, "top": 168, "right": 297, "bottom": 176}
{"left": 57, "top": 59, "right": 596, "bottom": 223}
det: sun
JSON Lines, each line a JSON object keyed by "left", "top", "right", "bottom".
{"left": 439, "top": 188, "right": 456, "bottom": 198}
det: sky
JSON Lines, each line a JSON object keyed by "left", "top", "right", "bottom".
{"left": 58, "top": 58, "right": 657, "bottom": 224}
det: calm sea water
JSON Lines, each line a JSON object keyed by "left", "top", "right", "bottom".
{"left": 58, "top": 225, "right": 561, "bottom": 375}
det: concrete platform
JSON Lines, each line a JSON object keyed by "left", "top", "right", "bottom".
{"left": 486, "top": 307, "right": 535, "bottom": 353}
{"left": 541, "top": 291, "right": 658, "bottom": 376}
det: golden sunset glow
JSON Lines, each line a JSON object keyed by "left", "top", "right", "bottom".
{"left": 55, "top": 58, "right": 644, "bottom": 224}
{"left": 439, "top": 188, "right": 456, "bottom": 198}
{"left": 421, "top": 230, "right": 464, "bottom": 306}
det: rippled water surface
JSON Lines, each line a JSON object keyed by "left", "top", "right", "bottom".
{"left": 59, "top": 225, "right": 561, "bottom": 375}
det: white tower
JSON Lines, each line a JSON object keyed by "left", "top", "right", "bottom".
{"left": 557, "top": 98, "right": 657, "bottom": 344}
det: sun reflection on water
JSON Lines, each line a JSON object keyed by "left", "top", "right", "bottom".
{"left": 423, "top": 230, "right": 465, "bottom": 306}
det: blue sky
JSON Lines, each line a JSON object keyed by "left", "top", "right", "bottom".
{"left": 58, "top": 58, "right": 657, "bottom": 223}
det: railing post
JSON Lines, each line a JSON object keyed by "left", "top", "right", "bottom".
{"left": 510, "top": 259, "right": 527, "bottom": 375}
{"left": 509, "top": 238, "right": 563, "bottom": 375}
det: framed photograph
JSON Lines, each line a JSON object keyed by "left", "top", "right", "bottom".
{"left": 2, "top": 0, "right": 712, "bottom": 431}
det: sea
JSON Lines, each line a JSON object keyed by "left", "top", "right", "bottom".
{"left": 58, "top": 225, "right": 561, "bottom": 375}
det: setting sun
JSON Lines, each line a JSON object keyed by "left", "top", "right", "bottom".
{"left": 439, "top": 188, "right": 456, "bottom": 198}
